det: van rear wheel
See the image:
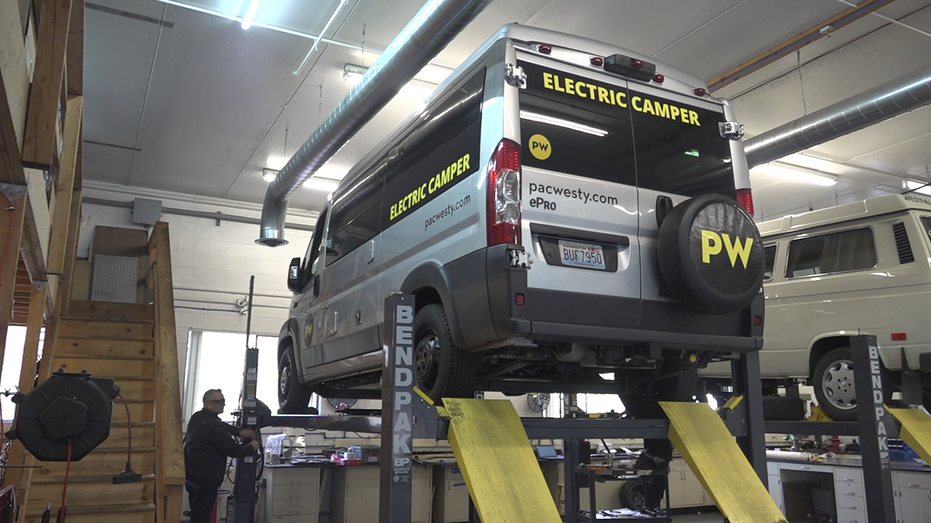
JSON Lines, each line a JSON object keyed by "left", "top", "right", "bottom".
{"left": 813, "top": 346, "right": 893, "bottom": 421}
{"left": 413, "top": 304, "right": 478, "bottom": 404}
{"left": 813, "top": 348, "right": 857, "bottom": 421}
{"left": 618, "top": 358, "right": 697, "bottom": 419}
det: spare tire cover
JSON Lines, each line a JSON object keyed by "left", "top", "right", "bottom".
{"left": 657, "top": 194, "right": 763, "bottom": 314}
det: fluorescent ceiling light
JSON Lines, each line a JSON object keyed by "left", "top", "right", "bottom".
{"left": 519, "top": 110, "right": 607, "bottom": 137}
{"left": 759, "top": 164, "right": 837, "bottom": 187}
{"left": 241, "top": 0, "right": 261, "bottom": 29}
{"left": 303, "top": 178, "right": 339, "bottom": 192}
{"left": 343, "top": 64, "right": 367, "bottom": 84}
{"left": 262, "top": 168, "right": 278, "bottom": 182}
{"left": 904, "top": 180, "right": 931, "bottom": 196}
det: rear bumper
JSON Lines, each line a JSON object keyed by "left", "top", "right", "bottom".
{"left": 441, "top": 245, "right": 763, "bottom": 353}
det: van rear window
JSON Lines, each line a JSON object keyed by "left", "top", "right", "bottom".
{"left": 518, "top": 60, "right": 735, "bottom": 197}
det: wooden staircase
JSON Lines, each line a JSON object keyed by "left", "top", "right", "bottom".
{"left": 13, "top": 222, "right": 184, "bottom": 523}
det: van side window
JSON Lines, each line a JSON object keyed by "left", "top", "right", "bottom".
{"left": 763, "top": 244, "right": 776, "bottom": 281}
{"left": 785, "top": 227, "right": 876, "bottom": 278}
{"left": 325, "top": 156, "right": 389, "bottom": 265}
{"left": 382, "top": 70, "right": 484, "bottom": 226}
{"left": 303, "top": 208, "right": 328, "bottom": 285}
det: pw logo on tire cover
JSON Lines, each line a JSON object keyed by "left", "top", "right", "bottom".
{"left": 658, "top": 194, "right": 764, "bottom": 314}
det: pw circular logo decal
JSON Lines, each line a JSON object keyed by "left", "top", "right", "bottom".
{"left": 528, "top": 134, "right": 552, "bottom": 160}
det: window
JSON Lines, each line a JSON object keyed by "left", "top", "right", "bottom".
{"left": 518, "top": 61, "right": 735, "bottom": 197}
{"left": 1, "top": 326, "right": 29, "bottom": 422}
{"left": 786, "top": 227, "right": 876, "bottom": 278}
{"left": 381, "top": 70, "right": 484, "bottom": 226}
{"left": 186, "top": 331, "right": 284, "bottom": 422}
{"left": 325, "top": 159, "right": 387, "bottom": 265}
{"left": 763, "top": 244, "right": 777, "bottom": 281}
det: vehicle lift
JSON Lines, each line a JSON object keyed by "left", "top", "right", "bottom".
{"left": 226, "top": 287, "right": 931, "bottom": 523}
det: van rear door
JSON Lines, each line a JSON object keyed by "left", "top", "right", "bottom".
{"left": 518, "top": 58, "right": 642, "bottom": 329}
{"left": 517, "top": 58, "right": 737, "bottom": 329}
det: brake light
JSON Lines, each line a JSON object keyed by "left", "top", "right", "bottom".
{"left": 590, "top": 57, "right": 604, "bottom": 67}
{"left": 735, "top": 189, "right": 755, "bottom": 216}
{"left": 652, "top": 74, "right": 665, "bottom": 84}
{"left": 487, "top": 139, "right": 522, "bottom": 246}
{"left": 694, "top": 88, "right": 707, "bottom": 97}
{"left": 538, "top": 44, "right": 552, "bottom": 55}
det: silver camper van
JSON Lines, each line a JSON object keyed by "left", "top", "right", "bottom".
{"left": 278, "top": 24, "right": 765, "bottom": 413}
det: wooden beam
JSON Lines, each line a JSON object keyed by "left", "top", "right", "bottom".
{"left": 66, "top": 0, "right": 83, "bottom": 97}
{"left": 57, "top": 186, "right": 81, "bottom": 317}
{"left": 47, "top": 95, "right": 81, "bottom": 275}
{"left": 0, "top": 63, "right": 26, "bottom": 185}
{"left": 150, "top": 222, "right": 185, "bottom": 523}
{"left": 707, "top": 0, "right": 893, "bottom": 92}
{"left": 5, "top": 285, "right": 47, "bottom": 490}
{"left": 22, "top": 0, "right": 73, "bottom": 167}
{"left": 0, "top": 189, "right": 28, "bottom": 382}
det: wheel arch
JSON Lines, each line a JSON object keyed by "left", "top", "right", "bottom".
{"left": 278, "top": 319, "right": 301, "bottom": 370}
{"left": 400, "top": 262, "right": 466, "bottom": 346}
{"left": 808, "top": 333, "right": 893, "bottom": 382}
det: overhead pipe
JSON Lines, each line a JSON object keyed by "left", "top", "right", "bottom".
{"left": 745, "top": 65, "right": 931, "bottom": 168}
{"left": 257, "top": 0, "right": 492, "bottom": 246}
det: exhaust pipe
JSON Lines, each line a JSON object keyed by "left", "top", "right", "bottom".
{"left": 745, "top": 66, "right": 931, "bottom": 168}
{"left": 257, "top": 0, "right": 492, "bottom": 246}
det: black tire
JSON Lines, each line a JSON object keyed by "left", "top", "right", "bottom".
{"left": 762, "top": 396, "right": 806, "bottom": 421}
{"left": 413, "top": 304, "right": 479, "bottom": 403}
{"left": 278, "top": 346, "right": 312, "bottom": 414}
{"left": 619, "top": 358, "right": 698, "bottom": 419}
{"left": 812, "top": 346, "right": 892, "bottom": 421}
{"left": 657, "top": 194, "right": 764, "bottom": 314}
{"left": 619, "top": 480, "right": 648, "bottom": 509}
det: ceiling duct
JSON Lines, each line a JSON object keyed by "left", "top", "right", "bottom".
{"left": 257, "top": 0, "right": 491, "bottom": 246}
{"left": 745, "top": 65, "right": 931, "bottom": 169}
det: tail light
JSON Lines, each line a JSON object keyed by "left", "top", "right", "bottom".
{"left": 735, "top": 188, "right": 755, "bottom": 216}
{"left": 487, "top": 139, "right": 522, "bottom": 246}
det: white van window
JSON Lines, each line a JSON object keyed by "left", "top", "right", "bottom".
{"left": 785, "top": 227, "right": 876, "bottom": 278}
{"left": 518, "top": 61, "right": 735, "bottom": 196}
{"left": 763, "top": 244, "right": 777, "bottom": 281}
{"left": 920, "top": 216, "right": 931, "bottom": 243}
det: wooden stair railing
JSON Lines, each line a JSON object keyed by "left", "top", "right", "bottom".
{"left": 147, "top": 221, "right": 185, "bottom": 523}
{"left": 13, "top": 221, "right": 183, "bottom": 523}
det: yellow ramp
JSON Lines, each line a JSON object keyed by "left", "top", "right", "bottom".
{"left": 444, "top": 398, "right": 561, "bottom": 523}
{"left": 660, "top": 401, "right": 787, "bottom": 523}
{"left": 888, "top": 406, "right": 931, "bottom": 466}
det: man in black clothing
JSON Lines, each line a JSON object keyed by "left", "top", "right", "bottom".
{"left": 184, "top": 389, "right": 258, "bottom": 523}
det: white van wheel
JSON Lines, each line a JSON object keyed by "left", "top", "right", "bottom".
{"left": 278, "top": 347, "right": 312, "bottom": 414}
{"left": 813, "top": 348, "right": 858, "bottom": 421}
{"left": 413, "top": 304, "right": 478, "bottom": 403}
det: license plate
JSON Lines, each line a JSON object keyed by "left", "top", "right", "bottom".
{"left": 558, "top": 240, "right": 606, "bottom": 270}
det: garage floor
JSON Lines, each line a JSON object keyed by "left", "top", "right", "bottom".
{"left": 670, "top": 510, "right": 725, "bottom": 522}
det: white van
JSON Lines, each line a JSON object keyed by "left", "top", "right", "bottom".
{"left": 704, "top": 193, "right": 931, "bottom": 420}
{"left": 278, "top": 24, "right": 765, "bottom": 413}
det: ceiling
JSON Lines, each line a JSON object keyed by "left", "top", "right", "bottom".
{"left": 81, "top": 0, "right": 931, "bottom": 223}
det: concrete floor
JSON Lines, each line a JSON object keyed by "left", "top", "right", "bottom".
{"left": 668, "top": 510, "right": 726, "bottom": 522}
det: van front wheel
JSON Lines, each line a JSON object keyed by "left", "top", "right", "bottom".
{"left": 413, "top": 304, "right": 478, "bottom": 403}
{"left": 278, "top": 347, "right": 312, "bottom": 414}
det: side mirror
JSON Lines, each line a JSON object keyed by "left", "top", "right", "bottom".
{"left": 287, "top": 257, "right": 302, "bottom": 293}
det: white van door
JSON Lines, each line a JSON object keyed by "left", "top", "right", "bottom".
{"left": 314, "top": 161, "right": 386, "bottom": 369}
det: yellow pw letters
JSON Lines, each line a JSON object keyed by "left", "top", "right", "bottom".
{"left": 701, "top": 230, "right": 754, "bottom": 269}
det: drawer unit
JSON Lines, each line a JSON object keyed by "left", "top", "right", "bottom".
{"left": 262, "top": 466, "right": 321, "bottom": 523}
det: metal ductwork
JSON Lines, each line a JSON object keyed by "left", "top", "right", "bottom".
{"left": 257, "top": 0, "right": 492, "bottom": 246}
{"left": 744, "top": 65, "right": 931, "bottom": 169}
